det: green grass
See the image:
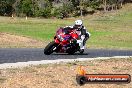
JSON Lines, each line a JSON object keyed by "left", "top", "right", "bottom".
{"left": 0, "top": 4, "right": 132, "bottom": 49}
{"left": 0, "top": 18, "right": 71, "bottom": 41}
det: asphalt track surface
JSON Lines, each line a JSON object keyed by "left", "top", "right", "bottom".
{"left": 0, "top": 48, "right": 132, "bottom": 64}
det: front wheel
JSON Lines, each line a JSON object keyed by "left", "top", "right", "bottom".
{"left": 44, "top": 41, "right": 57, "bottom": 55}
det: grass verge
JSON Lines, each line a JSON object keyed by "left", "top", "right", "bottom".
{"left": 0, "top": 4, "right": 132, "bottom": 49}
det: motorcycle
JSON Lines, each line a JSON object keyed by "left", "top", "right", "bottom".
{"left": 44, "top": 27, "right": 84, "bottom": 55}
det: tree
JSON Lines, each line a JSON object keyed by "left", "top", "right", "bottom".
{"left": 0, "top": 0, "right": 129, "bottom": 18}
{"left": 35, "top": 0, "right": 53, "bottom": 17}
{"left": 51, "top": 0, "right": 74, "bottom": 18}
{"left": 18, "top": 0, "right": 34, "bottom": 16}
{"left": 0, "top": 0, "right": 15, "bottom": 16}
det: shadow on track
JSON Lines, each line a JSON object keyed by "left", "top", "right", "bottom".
{"left": 52, "top": 53, "right": 89, "bottom": 55}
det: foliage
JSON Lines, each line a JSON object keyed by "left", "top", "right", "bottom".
{"left": 0, "top": 0, "right": 129, "bottom": 18}
{"left": 0, "top": 0, "right": 15, "bottom": 16}
{"left": 19, "top": 0, "right": 33, "bottom": 16}
{"left": 35, "top": 0, "right": 53, "bottom": 17}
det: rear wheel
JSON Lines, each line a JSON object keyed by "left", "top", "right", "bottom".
{"left": 67, "top": 49, "right": 76, "bottom": 55}
{"left": 67, "top": 43, "right": 79, "bottom": 55}
{"left": 44, "top": 41, "right": 57, "bottom": 55}
{"left": 67, "top": 46, "right": 77, "bottom": 55}
{"left": 79, "top": 49, "right": 84, "bottom": 54}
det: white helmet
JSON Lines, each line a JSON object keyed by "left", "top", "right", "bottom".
{"left": 74, "top": 20, "right": 83, "bottom": 30}
{"left": 75, "top": 20, "right": 83, "bottom": 25}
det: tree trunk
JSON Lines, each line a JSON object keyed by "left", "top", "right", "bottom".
{"left": 103, "top": 0, "right": 107, "bottom": 12}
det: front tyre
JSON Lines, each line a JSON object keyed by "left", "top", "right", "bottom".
{"left": 44, "top": 41, "right": 56, "bottom": 55}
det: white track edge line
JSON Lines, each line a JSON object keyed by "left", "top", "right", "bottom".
{"left": 0, "top": 56, "right": 132, "bottom": 69}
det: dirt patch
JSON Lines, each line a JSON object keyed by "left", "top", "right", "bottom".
{"left": 0, "top": 32, "right": 45, "bottom": 48}
{"left": 0, "top": 58, "right": 131, "bottom": 88}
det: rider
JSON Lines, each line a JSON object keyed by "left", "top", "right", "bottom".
{"left": 64, "top": 20, "right": 91, "bottom": 52}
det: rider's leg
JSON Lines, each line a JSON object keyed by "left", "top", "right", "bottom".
{"left": 82, "top": 32, "right": 90, "bottom": 49}
{"left": 76, "top": 36, "right": 84, "bottom": 49}
{"left": 78, "top": 31, "right": 90, "bottom": 50}
{"left": 80, "top": 35, "right": 85, "bottom": 49}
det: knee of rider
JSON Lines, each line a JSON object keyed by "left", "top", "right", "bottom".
{"left": 88, "top": 32, "right": 91, "bottom": 37}
{"left": 81, "top": 35, "right": 85, "bottom": 40}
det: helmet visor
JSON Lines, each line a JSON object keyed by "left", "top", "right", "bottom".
{"left": 75, "top": 25, "right": 81, "bottom": 29}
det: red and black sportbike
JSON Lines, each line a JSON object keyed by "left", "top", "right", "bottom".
{"left": 44, "top": 27, "right": 84, "bottom": 55}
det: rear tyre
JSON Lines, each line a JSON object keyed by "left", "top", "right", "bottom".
{"left": 68, "top": 50, "right": 76, "bottom": 55}
{"left": 67, "top": 47, "right": 76, "bottom": 55}
{"left": 44, "top": 41, "right": 56, "bottom": 55}
{"left": 67, "top": 43, "right": 79, "bottom": 55}
{"left": 79, "top": 49, "right": 84, "bottom": 54}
